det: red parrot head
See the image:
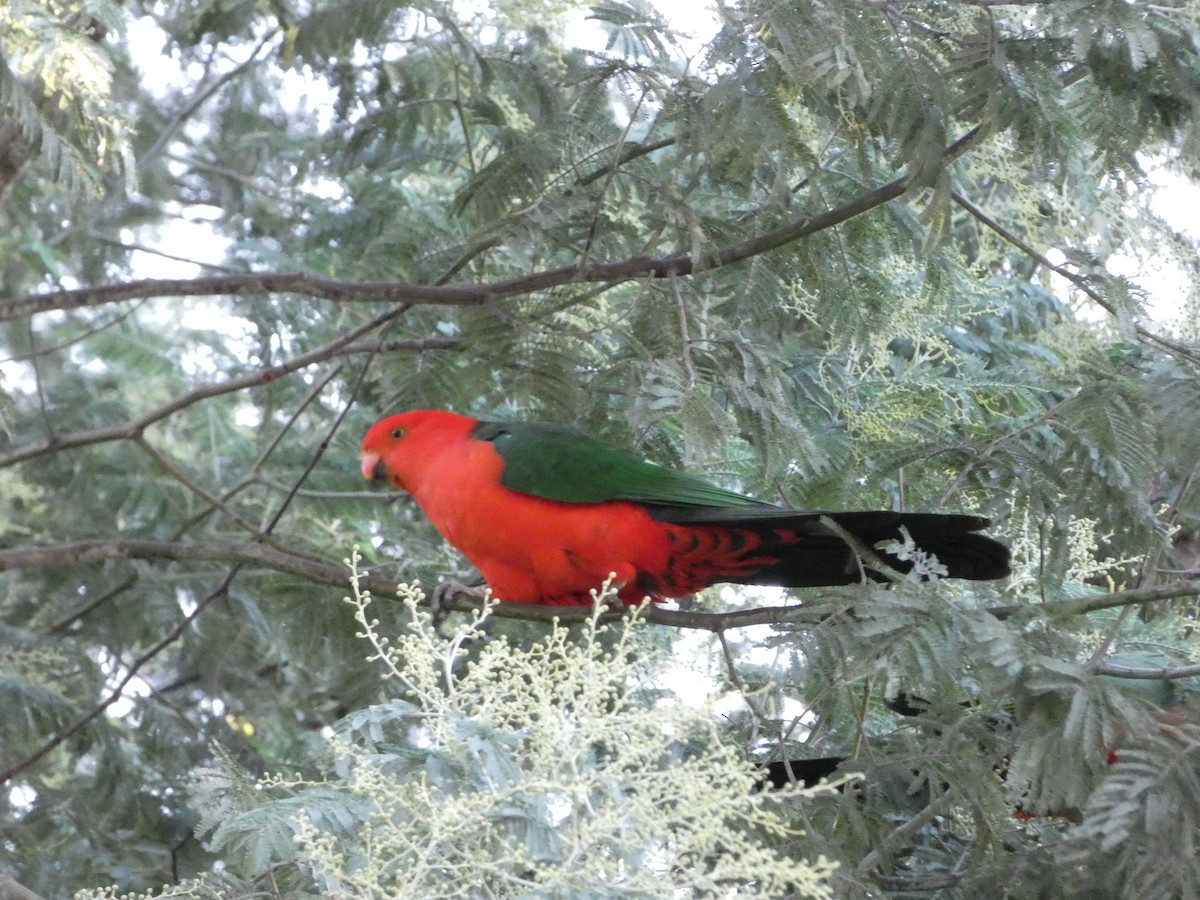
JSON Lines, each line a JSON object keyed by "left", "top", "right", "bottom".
{"left": 359, "top": 409, "right": 475, "bottom": 492}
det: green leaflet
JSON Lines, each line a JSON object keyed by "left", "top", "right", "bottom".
{"left": 471, "top": 420, "right": 772, "bottom": 508}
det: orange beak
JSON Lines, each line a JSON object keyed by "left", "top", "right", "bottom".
{"left": 360, "top": 451, "right": 383, "bottom": 482}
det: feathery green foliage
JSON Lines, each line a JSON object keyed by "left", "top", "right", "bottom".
{"left": 3, "top": 0, "right": 1200, "bottom": 896}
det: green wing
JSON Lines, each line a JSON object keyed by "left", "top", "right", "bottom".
{"left": 471, "top": 420, "right": 772, "bottom": 509}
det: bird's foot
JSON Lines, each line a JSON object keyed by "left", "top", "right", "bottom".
{"left": 428, "top": 578, "right": 484, "bottom": 635}
{"left": 603, "top": 593, "right": 626, "bottom": 616}
{"left": 427, "top": 582, "right": 455, "bottom": 635}
{"left": 588, "top": 575, "right": 628, "bottom": 615}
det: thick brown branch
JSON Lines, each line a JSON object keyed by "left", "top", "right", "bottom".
{"left": 5, "top": 538, "right": 1195, "bottom": 632}
{"left": 0, "top": 538, "right": 820, "bottom": 631}
{"left": 0, "top": 875, "right": 49, "bottom": 900}
{"left": 3, "top": 127, "right": 985, "bottom": 321}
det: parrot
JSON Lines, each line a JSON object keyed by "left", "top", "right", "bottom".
{"left": 359, "top": 410, "right": 1010, "bottom": 605}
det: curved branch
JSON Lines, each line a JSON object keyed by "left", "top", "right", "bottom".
{"left": 950, "top": 188, "right": 1200, "bottom": 365}
{"left": 2, "top": 127, "right": 985, "bottom": 322}
{"left": 986, "top": 581, "right": 1200, "bottom": 620}
{"left": 0, "top": 306, "right": 407, "bottom": 469}
{"left": 0, "top": 344, "right": 385, "bottom": 788}
{"left": 1093, "top": 659, "right": 1200, "bottom": 681}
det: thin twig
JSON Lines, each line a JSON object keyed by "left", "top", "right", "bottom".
{"left": 0, "top": 302, "right": 145, "bottom": 364}
{"left": 670, "top": 270, "right": 698, "bottom": 388}
{"left": 1088, "top": 603, "right": 1135, "bottom": 667}
{"left": 818, "top": 515, "right": 906, "bottom": 582}
{"left": 0, "top": 566, "right": 239, "bottom": 786}
{"left": 90, "top": 232, "right": 244, "bottom": 274}
{"left": 932, "top": 389, "right": 1080, "bottom": 509}
{"left": 133, "top": 433, "right": 294, "bottom": 552}
{"left": 951, "top": 188, "right": 1200, "bottom": 365}
{"left": 24, "top": 319, "right": 54, "bottom": 439}
{"left": 140, "top": 34, "right": 275, "bottom": 165}
{"left": 0, "top": 306, "right": 408, "bottom": 469}
{"left": 856, "top": 789, "right": 955, "bottom": 880}
{"left": 717, "top": 627, "right": 773, "bottom": 730}
{"left": 44, "top": 574, "right": 137, "bottom": 635}
{"left": 164, "top": 362, "right": 350, "bottom": 545}
{"left": 579, "top": 84, "right": 650, "bottom": 273}
{"left": 0, "top": 334, "right": 391, "bottom": 787}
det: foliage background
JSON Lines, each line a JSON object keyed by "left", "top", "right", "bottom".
{"left": 4, "top": 0, "right": 1200, "bottom": 896}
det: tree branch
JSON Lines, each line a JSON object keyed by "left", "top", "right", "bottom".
{"left": 5, "top": 538, "right": 1196, "bottom": 632}
{"left": 0, "top": 538, "right": 822, "bottom": 631}
{"left": 0, "top": 273, "right": 480, "bottom": 322}
{"left": 856, "top": 788, "right": 956, "bottom": 881}
{"left": 950, "top": 187, "right": 1200, "bottom": 365}
{"left": 0, "top": 876, "right": 49, "bottom": 900}
{"left": 0, "top": 342, "right": 386, "bottom": 787}
{"left": 2, "top": 127, "right": 985, "bottom": 322}
{"left": 931, "top": 389, "right": 1081, "bottom": 509}
{"left": 1093, "top": 659, "right": 1200, "bottom": 681}
{"left": 0, "top": 306, "right": 408, "bottom": 469}
{"left": 987, "top": 580, "right": 1200, "bottom": 620}
{"left": 140, "top": 35, "right": 275, "bottom": 167}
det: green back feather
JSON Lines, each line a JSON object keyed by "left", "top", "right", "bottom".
{"left": 471, "top": 420, "right": 772, "bottom": 509}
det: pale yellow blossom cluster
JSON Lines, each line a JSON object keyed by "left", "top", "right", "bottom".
{"left": 78, "top": 549, "right": 842, "bottom": 898}
{"left": 1005, "top": 498, "right": 1146, "bottom": 593}
{"left": 313, "top": 547, "right": 842, "bottom": 897}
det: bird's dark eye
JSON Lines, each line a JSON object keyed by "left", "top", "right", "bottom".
{"left": 391, "top": 427, "right": 406, "bottom": 439}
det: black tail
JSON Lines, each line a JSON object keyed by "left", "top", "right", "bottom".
{"left": 649, "top": 507, "right": 1011, "bottom": 588}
